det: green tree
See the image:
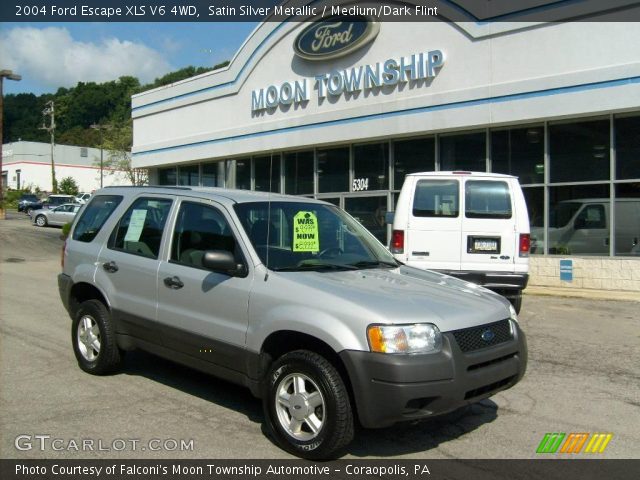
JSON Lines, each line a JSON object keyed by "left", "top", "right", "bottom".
{"left": 58, "top": 177, "right": 80, "bottom": 195}
{"left": 99, "top": 120, "right": 148, "bottom": 186}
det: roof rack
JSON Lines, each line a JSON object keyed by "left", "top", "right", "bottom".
{"left": 103, "top": 185, "right": 193, "bottom": 190}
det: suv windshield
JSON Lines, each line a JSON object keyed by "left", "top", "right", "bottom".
{"left": 234, "top": 201, "right": 397, "bottom": 271}
{"left": 548, "top": 202, "right": 582, "bottom": 228}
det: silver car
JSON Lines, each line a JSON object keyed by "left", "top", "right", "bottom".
{"left": 58, "top": 187, "right": 527, "bottom": 459}
{"left": 32, "top": 203, "right": 81, "bottom": 227}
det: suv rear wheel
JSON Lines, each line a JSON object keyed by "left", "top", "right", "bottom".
{"left": 71, "top": 300, "right": 122, "bottom": 375}
{"left": 263, "top": 350, "right": 354, "bottom": 459}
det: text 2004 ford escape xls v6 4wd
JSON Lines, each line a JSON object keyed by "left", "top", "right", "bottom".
{"left": 58, "top": 187, "right": 527, "bottom": 459}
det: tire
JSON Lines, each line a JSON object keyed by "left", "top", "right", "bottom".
{"left": 263, "top": 350, "right": 354, "bottom": 459}
{"left": 35, "top": 215, "right": 47, "bottom": 227}
{"left": 510, "top": 291, "right": 523, "bottom": 314}
{"left": 71, "top": 300, "right": 122, "bottom": 375}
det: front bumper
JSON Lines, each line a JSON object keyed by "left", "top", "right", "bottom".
{"left": 339, "top": 322, "right": 527, "bottom": 428}
{"left": 58, "top": 273, "right": 73, "bottom": 313}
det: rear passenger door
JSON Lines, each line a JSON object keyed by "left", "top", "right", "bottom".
{"left": 461, "top": 179, "right": 516, "bottom": 272}
{"left": 407, "top": 178, "right": 462, "bottom": 271}
{"left": 95, "top": 195, "right": 174, "bottom": 344}
{"left": 156, "top": 199, "right": 253, "bottom": 371}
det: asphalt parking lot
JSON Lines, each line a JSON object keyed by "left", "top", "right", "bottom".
{"left": 0, "top": 211, "right": 638, "bottom": 460}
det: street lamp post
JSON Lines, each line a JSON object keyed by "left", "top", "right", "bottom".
{"left": 91, "top": 123, "right": 111, "bottom": 189}
{"left": 0, "top": 69, "right": 22, "bottom": 220}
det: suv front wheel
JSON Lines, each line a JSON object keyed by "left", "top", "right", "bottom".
{"left": 263, "top": 350, "right": 354, "bottom": 459}
{"left": 72, "top": 300, "right": 122, "bottom": 375}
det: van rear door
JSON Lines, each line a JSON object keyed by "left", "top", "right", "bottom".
{"left": 460, "top": 178, "right": 516, "bottom": 273}
{"left": 406, "top": 178, "right": 462, "bottom": 271}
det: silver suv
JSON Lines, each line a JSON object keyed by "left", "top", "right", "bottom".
{"left": 58, "top": 187, "right": 527, "bottom": 459}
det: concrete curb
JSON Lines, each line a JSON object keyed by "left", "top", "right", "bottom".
{"left": 525, "top": 285, "right": 640, "bottom": 302}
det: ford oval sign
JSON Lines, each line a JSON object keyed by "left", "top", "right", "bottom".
{"left": 294, "top": 16, "right": 380, "bottom": 61}
{"left": 481, "top": 329, "right": 496, "bottom": 342}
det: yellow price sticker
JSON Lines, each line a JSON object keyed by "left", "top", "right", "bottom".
{"left": 293, "top": 211, "right": 319, "bottom": 252}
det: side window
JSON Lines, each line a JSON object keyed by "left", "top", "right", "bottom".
{"left": 72, "top": 195, "right": 123, "bottom": 242}
{"left": 576, "top": 205, "right": 606, "bottom": 229}
{"left": 171, "top": 202, "right": 240, "bottom": 269}
{"left": 465, "top": 180, "right": 512, "bottom": 219}
{"left": 109, "top": 197, "right": 173, "bottom": 259}
{"left": 413, "top": 180, "right": 459, "bottom": 217}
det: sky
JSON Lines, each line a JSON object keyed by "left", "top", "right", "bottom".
{"left": 0, "top": 22, "right": 259, "bottom": 95}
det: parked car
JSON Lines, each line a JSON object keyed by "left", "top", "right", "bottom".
{"left": 531, "top": 198, "right": 640, "bottom": 256}
{"left": 389, "top": 172, "right": 530, "bottom": 313}
{"left": 41, "top": 194, "right": 76, "bottom": 211}
{"left": 75, "top": 193, "right": 92, "bottom": 204}
{"left": 18, "top": 194, "right": 43, "bottom": 214}
{"left": 32, "top": 203, "right": 82, "bottom": 227}
{"left": 59, "top": 187, "right": 527, "bottom": 459}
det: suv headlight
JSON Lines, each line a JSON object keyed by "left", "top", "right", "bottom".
{"left": 509, "top": 304, "right": 519, "bottom": 323}
{"left": 367, "top": 324, "right": 442, "bottom": 354}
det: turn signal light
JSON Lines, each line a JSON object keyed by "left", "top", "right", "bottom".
{"left": 390, "top": 230, "right": 404, "bottom": 254}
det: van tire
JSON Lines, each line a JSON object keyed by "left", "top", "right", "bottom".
{"left": 72, "top": 300, "right": 122, "bottom": 375}
{"left": 511, "top": 292, "right": 523, "bottom": 314}
{"left": 263, "top": 350, "right": 354, "bottom": 459}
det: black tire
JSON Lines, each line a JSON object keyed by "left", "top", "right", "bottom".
{"left": 35, "top": 215, "right": 47, "bottom": 227}
{"left": 263, "top": 350, "right": 354, "bottom": 459}
{"left": 71, "top": 300, "right": 122, "bottom": 375}
{"left": 510, "top": 291, "right": 523, "bottom": 314}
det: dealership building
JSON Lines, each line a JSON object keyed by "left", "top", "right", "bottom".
{"left": 131, "top": 2, "right": 640, "bottom": 293}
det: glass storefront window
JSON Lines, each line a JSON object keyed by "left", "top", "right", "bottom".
{"left": 318, "top": 147, "right": 349, "bottom": 193}
{"left": 523, "top": 187, "right": 544, "bottom": 254}
{"left": 615, "top": 115, "right": 640, "bottom": 180}
{"left": 158, "top": 167, "right": 177, "bottom": 186}
{"left": 491, "top": 126, "right": 544, "bottom": 184}
{"left": 615, "top": 183, "right": 640, "bottom": 256}
{"left": 202, "top": 163, "right": 218, "bottom": 187}
{"left": 344, "top": 196, "right": 388, "bottom": 244}
{"left": 550, "top": 119, "right": 610, "bottom": 183}
{"left": 254, "top": 155, "right": 281, "bottom": 193}
{"left": 353, "top": 143, "right": 389, "bottom": 191}
{"left": 548, "top": 184, "right": 609, "bottom": 255}
{"left": 178, "top": 165, "right": 199, "bottom": 186}
{"left": 284, "top": 151, "right": 314, "bottom": 195}
{"left": 235, "top": 158, "right": 251, "bottom": 190}
{"left": 393, "top": 137, "right": 435, "bottom": 189}
{"left": 440, "top": 131, "right": 486, "bottom": 172}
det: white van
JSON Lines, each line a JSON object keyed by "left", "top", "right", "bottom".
{"left": 531, "top": 198, "right": 640, "bottom": 256}
{"left": 390, "top": 171, "right": 530, "bottom": 312}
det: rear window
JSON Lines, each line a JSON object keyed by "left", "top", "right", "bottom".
{"left": 465, "top": 180, "right": 512, "bottom": 219}
{"left": 413, "top": 180, "right": 459, "bottom": 217}
{"left": 72, "top": 195, "right": 123, "bottom": 242}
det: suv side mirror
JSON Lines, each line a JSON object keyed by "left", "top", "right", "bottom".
{"left": 202, "top": 250, "right": 246, "bottom": 276}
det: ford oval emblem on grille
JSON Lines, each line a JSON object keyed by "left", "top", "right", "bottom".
{"left": 481, "top": 329, "right": 495, "bottom": 342}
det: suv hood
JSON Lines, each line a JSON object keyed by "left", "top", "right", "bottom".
{"left": 271, "top": 265, "right": 511, "bottom": 332}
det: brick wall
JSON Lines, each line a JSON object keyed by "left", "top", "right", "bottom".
{"left": 529, "top": 257, "right": 640, "bottom": 292}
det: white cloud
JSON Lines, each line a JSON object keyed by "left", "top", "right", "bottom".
{"left": 0, "top": 26, "right": 173, "bottom": 89}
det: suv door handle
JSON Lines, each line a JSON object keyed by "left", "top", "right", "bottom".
{"left": 163, "top": 276, "right": 184, "bottom": 289}
{"left": 102, "top": 261, "right": 118, "bottom": 273}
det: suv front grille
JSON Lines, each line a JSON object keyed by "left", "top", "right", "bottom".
{"left": 452, "top": 319, "right": 512, "bottom": 353}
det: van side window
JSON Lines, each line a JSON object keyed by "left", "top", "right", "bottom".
{"left": 72, "top": 195, "right": 123, "bottom": 242}
{"left": 465, "top": 181, "right": 512, "bottom": 219}
{"left": 171, "top": 202, "right": 240, "bottom": 269}
{"left": 109, "top": 197, "right": 173, "bottom": 259}
{"left": 413, "top": 180, "right": 459, "bottom": 217}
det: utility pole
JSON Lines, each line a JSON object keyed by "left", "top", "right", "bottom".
{"left": 91, "top": 123, "right": 111, "bottom": 188}
{"left": 0, "top": 69, "right": 22, "bottom": 220}
{"left": 40, "top": 100, "right": 57, "bottom": 193}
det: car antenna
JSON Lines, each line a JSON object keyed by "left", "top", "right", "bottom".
{"left": 264, "top": 152, "right": 273, "bottom": 281}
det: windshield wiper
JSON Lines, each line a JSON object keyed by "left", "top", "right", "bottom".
{"left": 348, "top": 260, "right": 399, "bottom": 269}
{"left": 272, "top": 263, "right": 358, "bottom": 272}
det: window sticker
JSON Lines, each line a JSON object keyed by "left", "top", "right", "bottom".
{"left": 293, "top": 211, "right": 319, "bottom": 252}
{"left": 124, "top": 209, "right": 148, "bottom": 242}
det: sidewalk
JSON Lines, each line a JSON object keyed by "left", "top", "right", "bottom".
{"left": 525, "top": 285, "right": 640, "bottom": 302}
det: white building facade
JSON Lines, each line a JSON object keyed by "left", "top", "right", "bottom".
{"left": 131, "top": 2, "right": 640, "bottom": 293}
{"left": 2, "top": 141, "right": 131, "bottom": 193}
